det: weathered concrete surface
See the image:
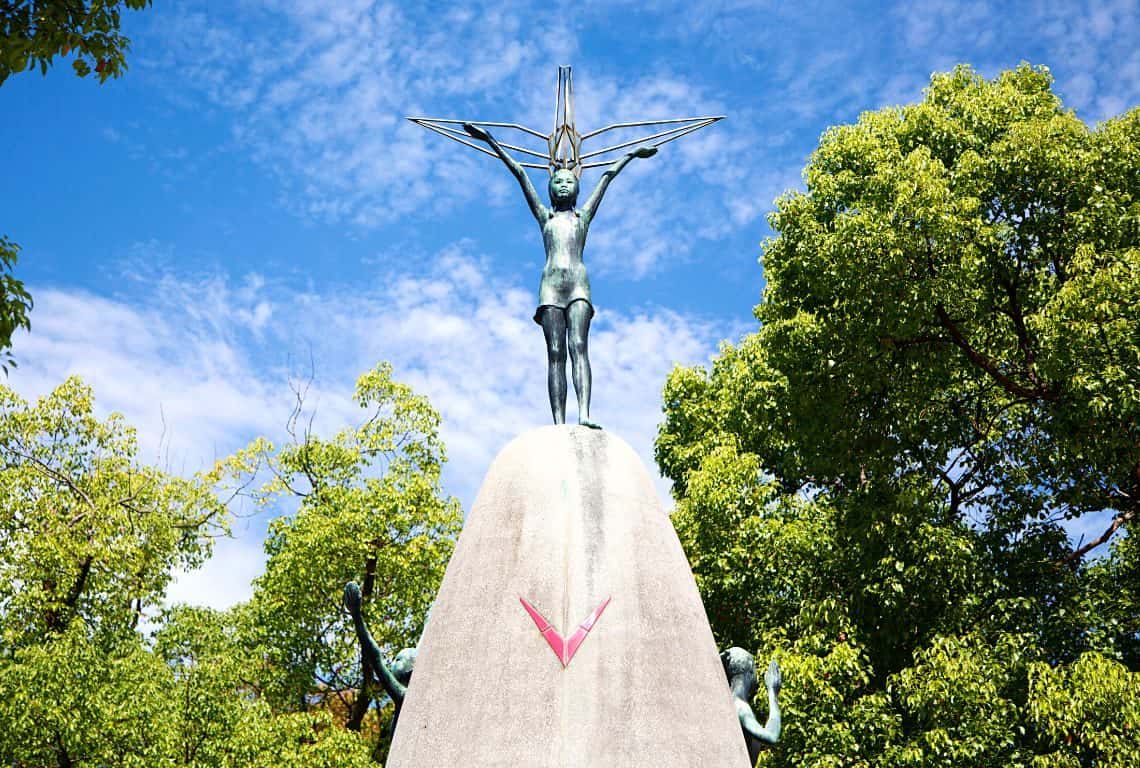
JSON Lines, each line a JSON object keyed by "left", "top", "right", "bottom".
{"left": 388, "top": 426, "right": 749, "bottom": 768}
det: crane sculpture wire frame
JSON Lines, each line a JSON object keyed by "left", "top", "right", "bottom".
{"left": 408, "top": 66, "right": 723, "bottom": 178}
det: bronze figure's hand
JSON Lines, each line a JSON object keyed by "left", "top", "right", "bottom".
{"left": 764, "top": 659, "right": 782, "bottom": 692}
{"left": 344, "top": 581, "right": 362, "bottom": 614}
{"left": 632, "top": 145, "right": 658, "bottom": 159}
{"left": 463, "top": 122, "right": 492, "bottom": 143}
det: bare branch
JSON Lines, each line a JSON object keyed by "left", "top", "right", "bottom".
{"left": 1057, "top": 508, "right": 1136, "bottom": 566}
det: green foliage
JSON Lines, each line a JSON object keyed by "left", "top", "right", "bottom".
{"left": 0, "top": 236, "right": 31, "bottom": 374}
{"left": 237, "top": 363, "right": 461, "bottom": 742}
{"left": 0, "top": 377, "right": 232, "bottom": 646}
{"left": 0, "top": 377, "right": 260, "bottom": 767}
{"left": 756, "top": 64, "right": 1138, "bottom": 535}
{"left": 152, "top": 606, "right": 255, "bottom": 766}
{"left": 0, "top": 0, "right": 153, "bottom": 85}
{"left": 0, "top": 366, "right": 455, "bottom": 765}
{"left": 1028, "top": 653, "right": 1140, "bottom": 767}
{"left": 658, "top": 65, "right": 1140, "bottom": 767}
{"left": 151, "top": 605, "right": 376, "bottom": 767}
{"left": 220, "top": 709, "right": 375, "bottom": 768}
{"left": 0, "top": 624, "right": 176, "bottom": 767}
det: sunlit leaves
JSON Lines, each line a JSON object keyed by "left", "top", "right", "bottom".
{"left": 0, "top": 1, "right": 153, "bottom": 86}
{"left": 0, "top": 624, "right": 176, "bottom": 767}
{"left": 0, "top": 377, "right": 231, "bottom": 645}
{"left": 658, "top": 64, "right": 1139, "bottom": 768}
{"left": 238, "top": 363, "right": 461, "bottom": 732}
{"left": 0, "top": 366, "right": 447, "bottom": 764}
{"left": 1028, "top": 653, "right": 1140, "bottom": 768}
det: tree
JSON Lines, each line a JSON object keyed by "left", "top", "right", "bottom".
{"left": 0, "top": 376, "right": 238, "bottom": 646}
{"left": 658, "top": 65, "right": 1139, "bottom": 767}
{"left": 0, "top": 236, "right": 31, "bottom": 373}
{"left": 1, "top": 0, "right": 153, "bottom": 84}
{"left": 0, "top": 369, "right": 442, "bottom": 766}
{"left": 235, "top": 363, "right": 462, "bottom": 757}
{"left": 151, "top": 605, "right": 375, "bottom": 768}
{"left": 0, "top": 376, "right": 249, "bottom": 767}
{"left": 0, "top": 622, "right": 178, "bottom": 767}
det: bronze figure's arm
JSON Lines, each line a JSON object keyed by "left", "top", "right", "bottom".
{"left": 581, "top": 145, "right": 658, "bottom": 222}
{"left": 742, "top": 660, "right": 782, "bottom": 745}
{"left": 463, "top": 123, "right": 547, "bottom": 223}
{"left": 344, "top": 581, "right": 407, "bottom": 703}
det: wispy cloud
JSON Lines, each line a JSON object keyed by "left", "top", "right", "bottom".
{"left": 9, "top": 240, "right": 727, "bottom": 609}
{"left": 135, "top": 1, "right": 780, "bottom": 279}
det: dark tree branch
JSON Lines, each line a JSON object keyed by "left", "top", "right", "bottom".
{"left": 934, "top": 304, "right": 1058, "bottom": 401}
{"left": 1058, "top": 508, "right": 1136, "bottom": 567}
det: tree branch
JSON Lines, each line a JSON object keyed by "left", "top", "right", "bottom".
{"left": 934, "top": 304, "right": 1057, "bottom": 401}
{"left": 1057, "top": 508, "right": 1136, "bottom": 566}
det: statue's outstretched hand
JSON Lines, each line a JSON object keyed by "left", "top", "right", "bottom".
{"left": 344, "top": 581, "right": 362, "bottom": 614}
{"left": 764, "top": 659, "right": 782, "bottom": 693}
{"left": 463, "top": 122, "right": 492, "bottom": 143}
{"left": 632, "top": 145, "right": 658, "bottom": 159}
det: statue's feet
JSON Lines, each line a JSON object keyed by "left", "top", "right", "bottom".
{"left": 579, "top": 417, "right": 603, "bottom": 430}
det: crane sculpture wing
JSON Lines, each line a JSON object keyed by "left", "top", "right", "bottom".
{"left": 408, "top": 66, "right": 722, "bottom": 176}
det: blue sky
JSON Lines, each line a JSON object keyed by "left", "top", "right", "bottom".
{"left": 2, "top": 0, "right": 1138, "bottom": 609}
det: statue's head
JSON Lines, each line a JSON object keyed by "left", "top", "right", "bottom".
{"left": 392, "top": 648, "right": 417, "bottom": 686}
{"left": 548, "top": 168, "right": 579, "bottom": 206}
{"left": 720, "top": 647, "right": 758, "bottom": 698}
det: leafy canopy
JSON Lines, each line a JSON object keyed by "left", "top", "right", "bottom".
{"left": 658, "top": 64, "right": 1139, "bottom": 768}
{"left": 233, "top": 363, "right": 462, "bottom": 748}
{"left": 0, "top": 376, "right": 235, "bottom": 647}
{"left": 1, "top": 0, "right": 153, "bottom": 84}
{"left": 0, "top": 237, "right": 31, "bottom": 373}
{"left": 0, "top": 364, "right": 458, "bottom": 765}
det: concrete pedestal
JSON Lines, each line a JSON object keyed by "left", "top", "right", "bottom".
{"left": 387, "top": 426, "right": 749, "bottom": 768}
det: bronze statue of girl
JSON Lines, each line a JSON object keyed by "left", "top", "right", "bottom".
{"left": 464, "top": 122, "right": 656, "bottom": 429}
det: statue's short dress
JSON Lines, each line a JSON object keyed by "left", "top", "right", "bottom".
{"left": 533, "top": 262, "right": 594, "bottom": 324}
{"left": 532, "top": 208, "right": 595, "bottom": 325}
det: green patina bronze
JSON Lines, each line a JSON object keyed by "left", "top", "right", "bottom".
{"left": 464, "top": 122, "right": 655, "bottom": 429}
{"left": 344, "top": 582, "right": 416, "bottom": 738}
{"left": 721, "top": 647, "right": 782, "bottom": 764}
{"left": 409, "top": 67, "right": 722, "bottom": 428}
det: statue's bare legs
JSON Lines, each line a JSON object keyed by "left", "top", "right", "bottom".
{"left": 539, "top": 307, "right": 568, "bottom": 425}
{"left": 567, "top": 301, "right": 600, "bottom": 429}
{"left": 539, "top": 303, "right": 601, "bottom": 429}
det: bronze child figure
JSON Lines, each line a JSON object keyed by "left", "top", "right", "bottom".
{"left": 344, "top": 582, "right": 417, "bottom": 739}
{"left": 464, "top": 122, "right": 656, "bottom": 429}
{"left": 721, "top": 647, "right": 782, "bottom": 764}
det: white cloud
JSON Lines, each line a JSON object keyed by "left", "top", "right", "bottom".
{"left": 7, "top": 241, "right": 728, "bottom": 610}
{"left": 887, "top": 0, "right": 1140, "bottom": 122}
{"left": 134, "top": 1, "right": 774, "bottom": 279}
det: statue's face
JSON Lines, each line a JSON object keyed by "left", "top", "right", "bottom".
{"left": 548, "top": 169, "right": 579, "bottom": 205}
{"left": 393, "top": 648, "right": 417, "bottom": 685}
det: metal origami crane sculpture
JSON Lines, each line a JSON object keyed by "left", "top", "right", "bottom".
{"left": 409, "top": 66, "right": 722, "bottom": 176}
{"left": 409, "top": 67, "right": 722, "bottom": 429}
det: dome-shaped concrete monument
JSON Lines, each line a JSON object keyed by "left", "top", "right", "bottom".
{"left": 386, "top": 426, "right": 749, "bottom": 767}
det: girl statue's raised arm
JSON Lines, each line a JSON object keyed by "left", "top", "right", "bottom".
{"left": 463, "top": 123, "right": 547, "bottom": 223}
{"left": 721, "top": 648, "right": 782, "bottom": 763}
{"left": 581, "top": 145, "right": 657, "bottom": 223}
